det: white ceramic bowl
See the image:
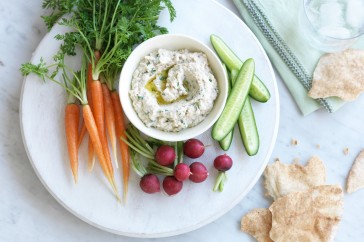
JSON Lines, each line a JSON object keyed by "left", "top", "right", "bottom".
{"left": 119, "top": 34, "right": 228, "bottom": 141}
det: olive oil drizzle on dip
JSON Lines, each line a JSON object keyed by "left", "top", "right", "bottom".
{"left": 145, "top": 67, "right": 188, "bottom": 105}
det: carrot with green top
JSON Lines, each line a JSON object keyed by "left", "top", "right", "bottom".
{"left": 79, "top": 52, "right": 102, "bottom": 169}
{"left": 20, "top": 58, "right": 120, "bottom": 201}
{"left": 90, "top": 72, "right": 113, "bottom": 176}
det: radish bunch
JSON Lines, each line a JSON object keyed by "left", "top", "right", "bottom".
{"left": 128, "top": 129, "right": 233, "bottom": 196}
{"left": 132, "top": 138, "right": 210, "bottom": 196}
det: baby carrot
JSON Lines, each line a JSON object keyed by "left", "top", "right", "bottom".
{"left": 78, "top": 51, "right": 101, "bottom": 151}
{"left": 82, "top": 105, "right": 120, "bottom": 200}
{"left": 83, "top": 104, "right": 120, "bottom": 201}
{"left": 87, "top": 136, "right": 95, "bottom": 171}
{"left": 91, "top": 80, "right": 113, "bottom": 176}
{"left": 65, "top": 102, "right": 80, "bottom": 183}
{"left": 86, "top": 62, "right": 95, "bottom": 169}
{"left": 102, "top": 83, "right": 118, "bottom": 169}
{"left": 77, "top": 122, "right": 87, "bottom": 148}
{"left": 111, "top": 91, "right": 130, "bottom": 203}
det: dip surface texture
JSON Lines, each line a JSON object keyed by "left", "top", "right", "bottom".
{"left": 129, "top": 49, "right": 219, "bottom": 132}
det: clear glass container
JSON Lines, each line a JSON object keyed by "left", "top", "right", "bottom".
{"left": 299, "top": 0, "right": 364, "bottom": 52}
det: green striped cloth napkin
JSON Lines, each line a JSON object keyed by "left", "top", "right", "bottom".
{"left": 232, "top": 0, "right": 364, "bottom": 115}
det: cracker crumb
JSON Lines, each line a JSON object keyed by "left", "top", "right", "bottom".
{"left": 291, "top": 139, "right": 298, "bottom": 146}
{"left": 344, "top": 148, "right": 349, "bottom": 155}
{"left": 316, "top": 144, "right": 321, "bottom": 149}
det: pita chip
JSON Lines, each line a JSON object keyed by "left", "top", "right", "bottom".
{"left": 264, "top": 156, "right": 326, "bottom": 200}
{"left": 269, "top": 185, "right": 344, "bottom": 242}
{"left": 308, "top": 49, "right": 364, "bottom": 101}
{"left": 347, "top": 150, "right": 364, "bottom": 193}
{"left": 241, "top": 208, "right": 273, "bottom": 242}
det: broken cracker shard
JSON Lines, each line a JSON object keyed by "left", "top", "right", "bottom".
{"left": 241, "top": 157, "right": 344, "bottom": 242}
{"left": 347, "top": 150, "right": 364, "bottom": 194}
{"left": 269, "top": 185, "right": 343, "bottom": 242}
{"left": 308, "top": 49, "right": 364, "bottom": 101}
{"left": 241, "top": 208, "right": 273, "bottom": 242}
{"left": 264, "top": 156, "right": 326, "bottom": 200}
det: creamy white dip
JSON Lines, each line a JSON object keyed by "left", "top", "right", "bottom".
{"left": 129, "top": 49, "right": 218, "bottom": 132}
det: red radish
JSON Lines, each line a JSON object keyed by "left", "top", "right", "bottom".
{"left": 183, "top": 139, "right": 205, "bottom": 158}
{"left": 189, "top": 162, "right": 208, "bottom": 183}
{"left": 214, "top": 154, "right": 233, "bottom": 172}
{"left": 155, "top": 145, "right": 176, "bottom": 166}
{"left": 140, "top": 174, "right": 160, "bottom": 194}
{"left": 174, "top": 163, "right": 190, "bottom": 181}
{"left": 163, "top": 176, "right": 183, "bottom": 196}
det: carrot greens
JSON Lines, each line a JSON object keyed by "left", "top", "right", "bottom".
{"left": 43, "top": 0, "right": 176, "bottom": 80}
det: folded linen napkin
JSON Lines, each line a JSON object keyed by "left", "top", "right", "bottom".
{"left": 233, "top": 0, "right": 364, "bottom": 115}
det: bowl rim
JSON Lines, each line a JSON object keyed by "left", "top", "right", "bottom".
{"left": 118, "top": 33, "right": 228, "bottom": 142}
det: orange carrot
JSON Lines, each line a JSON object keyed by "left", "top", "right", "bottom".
{"left": 102, "top": 83, "right": 118, "bottom": 169}
{"left": 111, "top": 91, "right": 130, "bottom": 203}
{"left": 78, "top": 122, "right": 87, "bottom": 148}
{"left": 79, "top": 52, "right": 101, "bottom": 153}
{"left": 65, "top": 103, "right": 80, "bottom": 183}
{"left": 91, "top": 79, "right": 113, "bottom": 176}
{"left": 83, "top": 104, "right": 120, "bottom": 201}
{"left": 86, "top": 62, "right": 95, "bottom": 170}
{"left": 87, "top": 136, "right": 95, "bottom": 171}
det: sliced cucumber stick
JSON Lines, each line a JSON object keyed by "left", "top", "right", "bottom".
{"left": 227, "top": 67, "right": 260, "bottom": 154}
{"left": 219, "top": 64, "right": 234, "bottom": 150}
{"left": 219, "top": 131, "right": 233, "bottom": 151}
{"left": 212, "top": 59, "right": 255, "bottom": 141}
{"left": 210, "top": 34, "right": 270, "bottom": 102}
{"left": 238, "top": 98, "right": 259, "bottom": 156}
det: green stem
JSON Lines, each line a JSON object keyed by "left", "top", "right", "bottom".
{"left": 125, "top": 132, "right": 153, "bottom": 157}
{"left": 147, "top": 160, "right": 174, "bottom": 176}
{"left": 67, "top": 92, "right": 77, "bottom": 104}
{"left": 147, "top": 138, "right": 166, "bottom": 147}
{"left": 130, "top": 149, "right": 147, "bottom": 177}
{"left": 128, "top": 125, "right": 155, "bottom": 154}
{"left": 213, "top": 171, "right": 227, "bottom": 192}
{"left": 173, "top": 142, "right": 178, "bottom": 168}
{"left": 120, "top": 136, "right": 154, "bottom": 160}
{"left": 178, "top": 141, "right": 184, "bottom": 164}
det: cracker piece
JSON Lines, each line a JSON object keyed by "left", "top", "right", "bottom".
{"left": 241, "top": 208, "right": 273, "bottom": 242}
{"left": 264, "top": 156, "right": 326, "bottom": 200}
{"left": 347, "top": 150, "right": 364, "bottom": 193}
{"left": 269, "top": 185, "right": 344, "bottom": 242}
{"left": 308, "top": 49, "right": 364, "bottom": 101}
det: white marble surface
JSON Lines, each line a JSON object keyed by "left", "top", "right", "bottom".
{"left": 1, "top": 0, "right": 364, "bottom": 241}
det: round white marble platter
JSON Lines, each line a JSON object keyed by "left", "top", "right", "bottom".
{"left": 19, "top": 0, "right": 279, "bottom": 238}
